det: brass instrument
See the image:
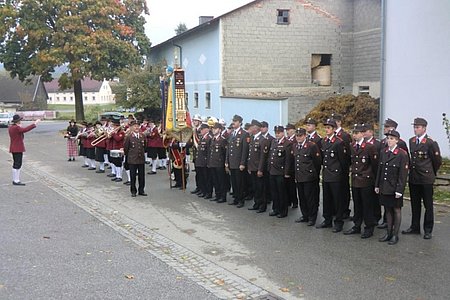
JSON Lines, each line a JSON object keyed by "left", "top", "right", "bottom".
{"left": 91, "top": 126, "right": 120, "bottom": 146}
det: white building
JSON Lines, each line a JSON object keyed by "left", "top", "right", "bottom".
{"left": 45, "top": 78, "right": 115, "bottom": 105}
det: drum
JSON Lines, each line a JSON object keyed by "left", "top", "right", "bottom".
{"left": 110, "top": 149, "right": 123, "bottom": 158}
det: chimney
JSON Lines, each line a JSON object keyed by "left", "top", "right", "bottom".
{"left": 199, "top": 16, "right": 214, "bottom": 25}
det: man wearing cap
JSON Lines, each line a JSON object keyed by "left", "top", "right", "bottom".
{"left": 292, "top": 128, "right": 322, "bottom": 225}
{"left": 305, "top": 118, "right": 322, "bottom": 145}
{"left": 261, "top": 121, "right": 274, "bottom": 204}
{"left": 318, "top": 118, "right": 347, "bottom": 232}
{"left": 226, "top": 115, "right": 250, "bottom": 207}
{"left": 83, "top": 123, "right": 97, "bottom": 170}
{"left": 402, "top": 118, "right": 442, "bottom": 239}
{"left": 77, "top": 121, "right": 89, "bottom": 168}
{"left": 109, "top": 120, "right": 125, "bottom": 182}
{"left": 381, "top": 118, "right": 408, "bottom": 153}
{"left": 331, "top": 113, "right": 352, "bottom": 220}
{"left": 268, "top": 125, "right": 293, "bottom": 218}
{"left": 285, "top": 123, "right": 299, "bottom": 209}
{"left": 344, "top": 124, "right": 379, "bottom": 238}
{"left": 8, "top": 115, "right": 40, "bottom": 185}
{"left": 195, "top": 123, "right": 213, "bottom": 199}
{"left": 190, "top": 115, "right": 202, "bottom": 194}
{"left": 123, "top": 120, "right": 147, "bottom": 197}
{"left": 208, "top": 123, "right": 228, "bottom": 203}
{"left": 93, "top": 120, "right": 107, "bottom": 173}
{"left": 247, "top": 119, "right": 270, "bottom": 212}
{"left": 375, "top": 129, "right": 409, "bottom": 245}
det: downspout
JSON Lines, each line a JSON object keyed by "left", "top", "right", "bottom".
{"left": 379, "top": 0, "right": 387, "bottom": 139}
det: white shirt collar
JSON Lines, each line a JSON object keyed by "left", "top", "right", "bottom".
{"left": 417, "top": 133, "right": 427, "bottom": 143}
{"left": 254, "top": 131, "right": 262, "bottom": 139}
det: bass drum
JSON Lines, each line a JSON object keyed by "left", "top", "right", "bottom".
{"left": 110, "top": 149, "right": 123, "bottom": 158}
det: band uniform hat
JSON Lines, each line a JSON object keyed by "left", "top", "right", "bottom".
{"left": 12, "top": 114, "right": 23, "bottom": 123}
{"left": 323, "top": 118, "right": 337, "bottom": 128}
{"left": 295, "top": 128, "right": 307, "bottom": 136}
{"left": 251, "top": 119, "right": 262, "bottom": 127}
{"left": 412, "top": 117, "right": 428, "bottom": 126}
{"left": 199, "top": 123, "right": 209, "bottom": 130}
{"left": 305, "top": 117, "right": 317, "bottom": 125}
{"left": 383, "top": 118, "right": 398, "bottom": 129}
{"left": 244, "top": 123, "right": 251, "bottom": 130}
{"left": 69, "top": 119, "right": 76, "bottom": 123}
{"left": 81, "top": 121, "right": 88, "bottom": 126}
{"left": 111, "top": 119, "right": 120, "bottom": 125}
{"left": 213, "top": 122, "right": 222, "bottom": 129}
{"left": 232, "top": 114, "right": 243, "bottom": 123}
{"left": 285, "top": 123, "right": 296, "bottom": 130}
{"left": 385, "top": 129, "right": 400, "bottom": 139}
{"left": 352, "top": 124, "right": 365, "bottom": 132}
{"left": 331, "top": 113, "right": 342, "bottom": 121}
{"left": 95, "top": 120, "right": 102, "bottom": 126}
{"left": 129, "top": 120, "right": 139, "bottom": 126}
{"left": 261, "top": 121, "right": 269, "bottom": 128}
{"left": 274, "top": 125, "right": 285, "bottom": 132}
{"left": 362, "top": 123, "right": 373, "bottom": 131}
{"left": 192, "top": 114, "right": 202, "bottom": 121}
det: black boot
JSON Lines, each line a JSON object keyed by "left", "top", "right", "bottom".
{"left": 379, "top": 229, "right": 392, "bottom": 242}
{"left": 388, "top": 235, "right": 399, "bottom": 245}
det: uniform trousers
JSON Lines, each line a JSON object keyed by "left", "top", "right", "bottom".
{"left": 250, "top": 171, "right": 265, "bottom": 210}
{"left": 210, "top": 167, "right": 227, "bottom": 200}
{"left": 342, "top": 172, "right": 351, "bottom": 216}
{"left": 296, "top": 180, "right": 319, "bottom": 222}
{"left": 230, "top": 168, "right": 245, "bottom": 204}
{"left": 129, "top": 163, "right": 145, "bottom": 194}
{"left": 95, "top": 147, "right": 105, "bottom": 162}
{"left": 270, "top": 175, "right": 288, "bottom": 216}
{"left": 196, "top": 166, "right": 211, "bottom": 195}
{"left": 409, "top": 183, "right": 434, "bottom": 233}
{"left": 322, "top": 181, "right": 344, "bottom": 226}
{"left": 12, "top": 152, "right": 23, "bottom": 169}
{"left": 351, "top": 185, "right": 377, "bottom": 230}
{"left": 285, "top": 176, "right": 298, "bottom": 207}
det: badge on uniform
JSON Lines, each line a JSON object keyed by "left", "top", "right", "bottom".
{"left": 330, "top": 153, "right": 335, "bottom": 157}
{"left": 278, "top": 151, "right": 282, "bottom": 157}
{"left": 362, "top": 158, "right": 366, "bottom": 163}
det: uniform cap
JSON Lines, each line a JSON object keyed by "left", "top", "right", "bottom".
{"left": 261, "top": 121, "right": 269, "bottom": 128}
{"left": 218, "top": 118, "right": 226, "bottom": 125}
{"left": 192, "top": 114, "right": 202, "bottom": 121}
{"left": 12, "top": 114, "right": 22, "bottom": 123}
{"left": 295, "top": 128, "right": 306, "bottom": 136}
{"left": 244, "top": 123, "right": 251, "bottom": 130}
{"left": 383, "top": 118, "right": 398, "bottom": 128}
{"left": 352, "top": 124, "right": 365, "bottom": 132}
{"left": 412, "top": 117, "right": 427, "bottom": 126}
{"left": 251, "top": 119, "right": 262, "bottom": 127}
{"left": 213, "top": 123, "right": 222, "bottom": 129}
{"left": 362, "top": 123, "right": 373, "bottom": 131}
{"left": 323, "top": 118, "right": 337, "bottom": 128}
{"left": 232, "top": 114, "right": 243, "bottom": 123}
{"left": 69, "top": 119, "right": 76, "bottom": 123}
{"left": 274, "top": 125, "right": 285, "bottom": 132}
{"left": 331, "top": 113, "right": 342, "bottom": 121}
{"left": 199, "top": 123, "right": 209, "bottom": 130}
{"left": 385, "top": 129, "right": 400, "bottom": 138}
{"left": 285, "top": 123, "right": 296, "bottom": 130}
{"left": 112, "top": 119, "right": 120, "bottom": 125}
{"left": 306, "top": 118, "right": 317, "bottom": 125}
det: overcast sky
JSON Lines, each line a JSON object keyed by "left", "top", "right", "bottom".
{"left": 145, "top": 0, "right": 252, "bottom": 45}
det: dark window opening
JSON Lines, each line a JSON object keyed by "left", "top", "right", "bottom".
{"left": 277, "top": 10, "right": 289, "bottom": 24}
{"left": 311, "top": 54, "right": 332, "bottom": 86}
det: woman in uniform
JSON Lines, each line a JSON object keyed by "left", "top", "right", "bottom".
{"left": 375, "top": 130, "right": 409, "bottom": 245}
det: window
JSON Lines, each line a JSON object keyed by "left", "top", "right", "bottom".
{"left": 56, "top": 97, "right": 60, "bottom": 101}
{"left": 185, "top": 92, "right": 189, "bottom": 107}
{"left": 49, "top": 97, "right": 52, "bottom": 102}
{"left": 63, "top": 97, "right": 67, "bottom": 101}
{"left": 311, "top": 54, "right": 332, "bottom": 86}
{"left": 70, "top": 97, "right": 73, "bottom": 101}
{"left": 194, "top": 92, "right": 199, "bottom": 108}
{"left": 358, "top": 86, "right": 370, "bottom": 95}
{"left": 205, "top": 92, "right": 211, "bottom": 109}
{"left": 92, "top": 96, "right": 96, "bottom": 101}
{"left": 277, "top": 9, "right": 289, "bottom": 24}
{"left": 84, "top": 96, "right": 88, "bottom": 101}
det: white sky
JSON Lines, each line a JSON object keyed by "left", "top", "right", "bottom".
{"left": 145, "top": 0, "right": 252, "bottom": 45}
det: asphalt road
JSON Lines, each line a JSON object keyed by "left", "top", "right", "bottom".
{"left": 1, "top": 121, "right": 450, "bottom": 300}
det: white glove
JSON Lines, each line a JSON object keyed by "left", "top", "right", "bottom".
{"left": 374, "top": 187, "right": 379, "bottom": 194}
{"left": 395, "top": 192, "right": 402, "bottom": 198}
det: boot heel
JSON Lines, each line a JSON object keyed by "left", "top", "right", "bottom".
{"left": 379, "top": 231, "right": 392, "bottom": 242}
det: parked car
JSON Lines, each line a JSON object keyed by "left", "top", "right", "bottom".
{"left": 0, "top": 112, "right": 13, "bottom": 127}
{"left": 98, "top": 112, "right": 124, "bottom": 121}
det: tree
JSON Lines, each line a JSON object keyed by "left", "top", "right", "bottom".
{"left": 113, "top": 64, "right": 162, "bottom": 112}
{"left": 0, "top": 0, "right": 151, "bottom": 121}
{"left": 175, "top": 23, "right": 188, "bottom": 35}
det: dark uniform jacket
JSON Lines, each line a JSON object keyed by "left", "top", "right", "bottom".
{"left": 247, "top": 132, "right": 269, "bottom": 173}
{"left": 408, "top": 135, "right": 442, "bottom": 184}
{"left": 365, "top": 137, "right": 381, "bottom": 153}
{"left": 124, "top": 133, "right": 146, "bottom": 165}
{"left": 335, "top": 128, "right": 351, "bottom": 170}
{"left": 321, "top": 135, "right": 346, "bottom": 182}
{"left": 350, "top": 141, "right": 379, "bottom": 188}
{"left": 268, "top": 137, "right": 293, "bottom": 176}
{"left": 375, "top": 147, "right": 409, "bottom": 195}
{"left": 381, "top": 137, "right": 408, "bottom": 153}
{"left": 292, "top": 140, "right": 322, "bottom": 182}
{"left": 195, "top": 133, "right": 211, "bottom": 168}
{"left": 307, "top": 131, "right": 322, "bottom": 147}
{"left": 208, "top": 135, "right": 227, "bottom": 168}
{"left": 226, "top": 127, "right": 250, "bottom": 169}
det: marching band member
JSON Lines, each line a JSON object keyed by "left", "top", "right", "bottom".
{"left": 156, "top": 121, "right": 168, "bottom": 170}
{"left": 78, "top": 121, "right": 89, "bottom": 168}
{"left": 123, "top": 120, "right": 147, "bottom": 197}
{"left": 65, "top": 119, "right": 78, "bottom": 161}
{"left": 145, "top": 119, "right": 160, "bottom": 175}
{"left": 93, "top": 121, "right": 106, "bottom": 173}
{"left": 140, "top": 118, "right": 151, "bottom": 164}
{"left": 102, "top": 118, "right": 111, "bottom": 167}
{"left": 110, "top": 120, "right": 125, "bottom": 182}
{"left": 83, "top": 123, "right": 96, "bottom": 170}
{"left": 190, "top": 114, "right": 202, "bottom": 194}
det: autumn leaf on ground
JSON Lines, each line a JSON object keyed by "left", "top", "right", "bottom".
{"left": 236, "top": 293, "right": 246, "bottom": 299}
{"left": 280, "top": 287, "right": 290, "bottom": 292}
{"left": 125, "top": 274, "right": 134, "bottom": 279}
{"left": 385, "top": 276, "right": 396, "bottom": 282}
{"left": 213, "top": 279, "right": 225, "bottom": 286}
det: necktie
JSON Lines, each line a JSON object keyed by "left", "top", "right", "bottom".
{"left": 356, "top": 144, "right": 360, "bottom": 151}
{"left": 416, "top": 138, "right": 420, "bottom": 145}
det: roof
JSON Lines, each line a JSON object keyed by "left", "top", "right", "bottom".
{"left": 151, "top": 0, "right": 260, "bottom": 49}
{"left": 0, "top": 73, "right": 43, "bottom": 103}
{"left": 44, "top": 78, "right": 105, "bottom": 93}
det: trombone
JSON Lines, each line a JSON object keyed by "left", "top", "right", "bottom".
{"left": 91, "top": 126, "right": 121, "bottom": 146}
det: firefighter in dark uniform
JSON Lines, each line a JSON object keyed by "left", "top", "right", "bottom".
{"left": 332, "top": 113, "right": 352, "bottom": 220}
{"left": 261, "top": 121, "right": 274, "bottom": 205}
{"left": 402, "top": 117, "right": 442, "bottom": 239}
{"left": 190, "top": 114, "right": 203, "bottom": 194}
{"left": 208, "top": 123, "right": 228, "bottom": 203}
{"left": 317, "top": 119, "right": 347, "bottom": 232}
{"left": 225, "top": 115, "right": 250, "bottom": 208}
{"left": 247, "top": 119, "right": 270, "bottom": 212}
{"left": 195, "top": 123, "right": 212, "bottom": 198}
{"left": 375, "top": 130, "right": 409, "bottom": 245}
{"left": 268, "top": 126, "right": 293, "bottom": 218}
{"left": 344, "top": 124, "right": 379, "bottom": 238}
{"left": 362, "top": 123, "right": 383, "bottom": 228}
{"left": 285, "top": 123, "right": 298, "bottom": 209}
{"left": 292, "top": 128, "right": 322, "bottom": 226}
{"left": 378, "top": 118, "right": 409, "bottom": 229}
{"left": 305, "top": 118, "right": 322, "bottom": 145}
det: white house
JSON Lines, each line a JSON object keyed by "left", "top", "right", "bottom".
{"left": 45, "top": 78, "right": 115, "bottom": 105}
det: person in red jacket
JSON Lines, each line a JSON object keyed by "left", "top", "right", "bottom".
{"left": 8, "top": 115, "right": 40, "bottom": 185}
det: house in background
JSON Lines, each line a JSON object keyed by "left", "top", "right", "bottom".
{"left": 149, "top": 0, "right": 381, "bottom": 127}
{"left": 0, "top": 73, "right": 48, "bottom": 112}
{"left": 45, "top": 78, "right": 115, "bottom": 105}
